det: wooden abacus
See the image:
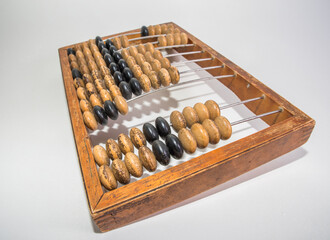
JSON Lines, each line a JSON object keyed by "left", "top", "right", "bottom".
{"left": 58, "top": 22, "right": 315, "bottom": 232}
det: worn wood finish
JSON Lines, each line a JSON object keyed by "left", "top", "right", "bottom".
{"left": 58, "top": 22, "right": 315, "bottom": 232}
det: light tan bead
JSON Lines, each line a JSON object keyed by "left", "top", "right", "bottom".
{"left": 114, "top": 95, "right": 128, "bottom": 115}
{"left": 73, "top": 78, "right": 85, "bottom": 89}
{"left": 91, "top": 69, "right": 101, "bottom": 81}
{"left": 132, "top": 64, "right": 143, "bottom": 79}
{"left": 88, "top": 60, "right": 98, "bottom": 72}
{"left": 83, "top": 46, "right": 92, "bottom": 57}
{"left": 99, "top": 65, "right": 111, "bottom": 77}
{"left": 141, "top": 62, "right": 153, "bottom": 75}
{"left": 138, "top": 74, "right": 151, "bottom": 92}
{"left": 82, "top": 74, "right": 93, "bottom": 84}
{"left": 120, "top": 35, "right": 129, "bottom": 48}
{"left": 88, "top": 39, "right": 96, "bottom": 46}
{"left": 154, "top": 24, "right": 161, "bottom": 35}
{"left": 95, "top": 79, "right": 106, "bottom": 92}
{"left": 118, "top": 134, "right": 134, "bottom": 154}
{"left": 174, "top": 28, "right": 180, "bottom": 34}
{"left": 191, "top": 123, "right": 209, "bottom": 148}
{"left": 202, "top": 119, "right": 220, "bottom": 144}
{"left": 80, "top": 99, "right": 92, "bottom": 112}
{"left": 126, "top": 56, "right": 137, "bottom": 69}
{"left": 112, "top": 37, "right": 121, "bottom": 49}
{"left": 160, "top": 57, "right": 171, "bottom": 69}
{"left": 86, "top": 82, "right": 97, "bottom": 97}
{"left": 98, "top": 165, "right": 117, "bottom": 191}
{"left": 135, "top": 53, "right": 146, "bottom": 66}
{"left": 109, "top": 85, "right": 122, "bottom": 99}
{"left": 178, "top": 128, "right": 197, "bottom": 154}
{"left": 99, "top": 89, "right": 112, "bottom": 103}
{"left": 73, "top": 44, "right": 82, "bottom": 52}
{"left": 166, "top": 34, "right": 174, "bottom": 46}
{"left": 181, "top": 32, "right": 188, "bottom": 44}
{"left": 161, "top": 24, "right": 168, "bottom": 34}
{"left": 145, "top": 42, "right": 155, "bottom": 54}
{"left": 77, "top": 87, "right": 88, "bottom": 100}
{"left": 158, "top": 35, "right": 167, "bottom": 47}
{"left": 106, "top": 139, "right": 122, "bottom": 160}
{"left": 121, "top": 48, "right": 130, "bottom": 60}
{"left": 80, "top": 64, "right": 90, "bottom": 75}
{"left": 124, "top": 152, "right": 143, "bottom": 177}
{"left": 83, "top": 111, "right": 98, "bottom": 130}
{"left": 194, "top": 103, "right": 210, "bottom": 123}
{"left": 70, "top": 61, "right": 79, "bottom": 70}
{"left": 138, "top": 146, "right": 157, "bottom": 172}
{"left": 144, "top": 51, "right": 154, "bottom": 63}
{"left": 90, "top": 45, "right": 99, "bottom": 55}
{"left": 90, "top": 94, "right": 102, "bottom": 107}
{"left": 104, "top": 75, "right": 115, "bottom": 89}
{"left": 205, "top": 100, "right": 220, "bottom": 120}
{"left": 147, "top": 71, "right": 161, "bottom": 89}
{"left": 168, "top": 66, "right": 180, "bottom": 84}
{"left": 93, "top": 145, "right": 110, "bottom": 166}
{"left": 129, "top": 127, "right": 146, "bottom": 148}
{"left": 68, "top": 54, "right": 77, "bottom": 63}
{"left": 166, "top": 28, "right": 174, "bottom": 34}
{"left": 137, "top": 44, "right": 146, "bottom": 55}
{"left": 157, "top": 68, "right": 171, "bottom": 87}
{"left": 170, "top": 110, "right": 186, "bottom": 132}
{"left": 129, "top": 46, "right": 139, "bottom": 58}
{"left": 148, "top": 25, "right": 155, "bottom": 35}
{"left": 111, "top": 159, "right": 130, "bottom": 184}
{"left": 214, "top": 116, "right": 232, "bottom": 140}
{"left": 167, "top": 23, "right": 174, "bottom": 29}
{"left": 151, "top": 59, "right": 162, "bottom": 72}
{"left": 182, "top": 106, "right": 199, "bottom": 128}
{"left": 153, "top": 49, "right": 163, "bottom": 61}
{"left": 75, "top": 50, "right": 84, "bottom": 60}
{"left": 174, "top": 32, "right": 181, "bottom": 45}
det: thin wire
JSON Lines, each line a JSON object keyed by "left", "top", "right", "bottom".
{"left": 220, "top": 96, "right": 264, "bottom": 110}
{"left": 230, "top": 109, "right": 282, "bottom": 126}
{"left": 179, "top": 65, "right": 224, "bottom": 74}
{"left": 165, "top": 50, "right": 203, "bottom": 58}
{"left": 172, "top": 58, "right": 213, "bottom": 66}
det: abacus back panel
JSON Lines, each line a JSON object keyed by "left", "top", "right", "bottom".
{"left": 58, "top": 22, "right": 315, "bottom": 232}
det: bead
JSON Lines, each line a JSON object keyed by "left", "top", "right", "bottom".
{"left": 129, "top": 78, "right": 142, "bottom": 96}
{"left": 141, "top": 25, "right": 149, "bottom": 36}
{"left": 98, "top": 165, "right": 117, "bottom": 191}
{"left": 214, "top": 116, "right": 232, "bottom": 140}
{"left": 106, "top": 138, "right": 122, "bottom": 160}
{"left": 99, "top": 89, "right": 112, "bottom": 103}
{"left": 143, "top": 123, "right": 159, "bottom": 143}
{"left": 68, "top": 54, "right": 77, "bottom": 63}
{"left": 152, "top": 140, "right": 170, "bottom": 166}
{"left": 90, "top": 94, "right": 102, "bottom": 107}
{"left": 158, "top": 68, "right": 171, "bottom": 87}
{"left": 170, "top": 110, "right": 186, "bottom": 132}
{"left": 80, "top": 99, "right": 92, "bottom": 112}
{"left": 124, "top": 152, "right": 143, "bottom": 177}
{"left": 138, "top": 146, "right": 157, "bottom": 172}
{"left": 119, "top": 81, "right": 132, "bottom": 100}
{"left": 120, "top": 35, "right": 129, "bottom": 48}
{"left": 72, "top": 68, "right": 82, "bottom": 79}
{"left": 181, "top": 32, "right": 188, "bottom": 44}
{"left": 160, "top": 57, "right": 171, "bottom": 69}
{"left": 141, "top": 62, "right": 153, "bottom": 75}
{"left": 153, "top": 49, "right": 163, "bottom": 61}
{"left": 158, "top": 35, "right": 167, "bottom": 47}
{"left": 95, "top": 36, "right": 102, "bottom": 46}
{"left": 73, "top": 78, "right": 85, "bottom": 89}
{"left": 104, "top": 100, "right": 119, "bottom": 120}
{"left": 70, "top": 61, "right": 79, "bottom": 70}
{"left": 76, "top": 87, "right": 87, "bottom": 100}
{"left": 155, "top": 117, "right": 171, "bottom": 138}
{"left": 191, "top": 123, "right": 209, "bottom": 148}
{"left": 121, "top": 49, "right": 130, "bottom": 60}
{"left": 130, "top": 127, "right": 146, "bottom": 148}
{"left": 161, "top": 24, "right": 168, "bottom": 34}
{"left": 99, "top": 66, "right": 110, "bottom": 78}
{"left": 109, "top": 62, "right": 119, "bottom": 75}
{"left": 67, "top": 48, "right": 75, "bottom": 55}
{"left": 104, "top": 53, "right": 114, "bottom": 66}
{"left": 168, "top": 66, "right": 180, "bottom": 84}
{"left": 165, "top": 134, "right": 184, "bottom": 159}
{"left": 166, "top": 28, "right": 174, "bottom": 34}
{"left": 145, "top": 51, "right": 154, "bottom": 62}
{"left": 204, "top": 100, "right": 220, "bottom": 120}
{"left": 129, "top": 46, "right": 138, "bottom": 58}
{"left": 82, "top": 74, "right": 93, "bottom": 84}
{"left": 131, "top": 64, "right": 143, "bottom": 79}
{"left": 150, "top": 59, "right": 162, "bottom": 72}
{"left": 166, "top": 34, "right": 174, "bottom": 46}
{"left": 137, "top": 44, "right": 146, "bottom": 55}
{"left": 154, "top": 24, "right": 161, "bottom": 35}
{"left": 104, "top": 75, "right": 115, "bottom": 89}
{"left": 93, "top": 145, "right": 110, "bottom": 166}
{"left": 109, "top": 85, "right": 122, "bottom": 99}
{"left": 113, "top": 51, "right": 123, "bottom": 63}
{"left": 118, "top": 133, "right": 134, "bottom": 154}
{"left": 83, "top": 111, "right": 98, "bottom": 130}
{"left": 93, "top": 106, "right": 108, "bottom": 125}
{"left": 202, "top": 119, "right": 221, "bottom": 144}
{"left": 148, "top": 25, "right": 155, "bottom": 36}
{"left": 114, "top": 95, "right": 128, "bottom": 115}
{"left": 101, "top": 47, "right": 109, "bottom": 56}
{"left": 109, "top": 45, "right": 118, "bottom": 56}
{"left": 174, "top": 28, "right": 180, "bottom": 34}
{"left": 138, "top": 74, "right": 151, "bottom": 92}
{"left": 85, "top": 82, "right": 97, "bottom": 97}
{"left": 148, "top": 71, "right": 161, "bottom": 89}
{"left": 182, "top": 106, "right": 199, "bottom": 128}
{"left": 126, "top": 56, "right": 137, "bottom": 69}
{"left": 111, "top": 159, "right": 130, "bottom": 184}
{"left": 95, "top": 79, "right": 106, "bottom": 92}
{"left": 178, "top": 128, "right": 197, "bottom": 154}
{"left": 135, "top": 53, "right": 146, "bottom": 66}
{"left": 122, "top": 67, "right": 134, "bottom": 82}
{"left": 113, "top": 71, "right": 124, "bottom": 85}
{"left": 118, "top": 59, "right": 129, "bottom": 72}
{"left": 112, "top": 37, "right": 121, "bottom": 50}
{"left": 98, "top": 41, "right": 106, "bottom": 52}
{"left": 174, "top": 32, "right": 181, "bottom": 45}
{"left": 105, "top": 39, "right": 114, "bottom": 49}
{"left": 194, "top": 103, "right": 210, "bottom": 123}
{"left": 145, "top": 42, "right": 155, "bottom": 54}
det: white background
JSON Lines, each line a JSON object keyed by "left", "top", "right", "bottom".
{"left": 0, "top": 0, "right": 329, "bottom": 239}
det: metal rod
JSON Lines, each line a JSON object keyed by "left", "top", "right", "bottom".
{"left": 165, "top": 50, "right": 203, "bottom": 58}
{"left": 179, "top": 65, "right": 224, "bottom": 74}
{"left": 156, "top": 44, "right": 195, "bottom": 50}
{"left": 220, "top": 96, "right": 264, "bottom": 110}
{"left": 172, "top": 58, "right": 213, "bottom": 66}
{"left": 129, "top": 34, "right": 165, "bottom": 42}
{"left": 230, "top": 109, "right": 282, "bottom": 126}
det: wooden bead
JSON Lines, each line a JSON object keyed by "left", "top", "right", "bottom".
{"left": 73, "top": 44, "right": 82, "bottom": 52}
{"left": 99, "top": 65, "right": 111, "bottom": 78}
{"left": 138, "top": 146, "right": 157, "bottom": 172}
{"left": 77, "top": 87, "right": 87, "bottom": 100}
{"left": 194, "top": 103, "right": 210, "bottom": 123}
{"left": 129, "top": 46, "right": 139, "bottom": 58}
{"left": 82, "top": 74, "right": 93, "bottom": 84}
{"left": 153, "top": 49, "right": 163, "bottom": 61}
{"left": 98, "top": 165, "right": 117, "bottom": 191}
{"left": 96, "top": 57, "right": 106, "bottom": 68}
{"left": 112, "top": 37, "right": 121, "bottom": 49}
{"left": 93, "top": 145, "right": 110, "bottom": 166}
{"left": 145, "top": 51, "right": 154, "bottom": 63}
{"left": 174, "top": 32, "right": 181, "bottom": 45}
{"left": 181, "top": 32, "right": 188, "bottom": 44}
{"left": 90, "top": 94, "right": 102, "bottom": 107}
{"left": 70, "top": 61, "right": 79, "bottom": 70}
{"left": 167, "top": 23, "right": 174, "bottom": 29}
{"left": 178, "top": 128, "right": 197, "bottom": 154}
{"left": 80, "top": 99, "right": 92, "bottom": 113}
{"left": 174, "top": 28, "right": 180, "bottom": 34}
{"left": 95, "top": 79, "right": 106, "bottom": 92}
{"left": 83, "top": 47, "right": 92, "bottom": 58}
{"left": 157, "top": 68, "right": 171, "bottom": 87}
{"left": 138, "top": 74, "right": 151, "bottom": 92}
{"left": 118, "top": 134, "right": 134, "bottom": 154}
{"left": 109, "top": 85, "right": 122, "bottom": 99}
{"left": 75, "top": 50, "right": 84, "bottom": 60}
{"left": 68, "top": 54, "right": 77, "bottom": 63}
{"left": 80, "top": 64, "right": 90, "bottom": 75}
{"left": 151, "top": 59, "right": 162, "bottom": 72}
{"left": 73, "top": 78, "right": 85, "bottom": 89}
{"left": 83, "top": 111, "right": 98, "bottom": 130}
{"left": 154, "top": 24, "right": 161, "bottom": 35}
{"left": 147, "top": 71, "right": 161, "bottom": 89}
{"left": 131, "top": 64, "right": 143, "bottom": 79}
{"left": 99, "top": 89, "right": 112, "bottom": 103}
{"left": 145, "top": 42, "right": 155, "bottom": 54}
{"left": 182, "top": 106, "right": 199, "bottom": 128}
{"left": 121, "top": 48, "right": 130, "bottom": 60}
{"left": 126, "top": 56, "right": 137, "bottom": 69}
{"left": 135, "top": 53, "right": 146, "bottom": 66}
{"left": 160, "top": 57, "right": 171, "bottom": 69}
{"left": 204, "top": 100, "right": 220, "bottom": 120}
{"left": 91, "top": 69, "right": 101, "bottom": 81}
{"left": 168, "top": 66, "right": 180, "bottom": 84}
{"left": 104, "top": 75, "right": 115, "bottom": 89}
{"left": 202, "top": 119, "right": 220, "bottom": 144}
{"left": 130, "top": 127, "right": 146, "bottom": 148}
{"left": 114, "top": 95, "right": 128, "bottom": 115}
{"left": 106, "top": 139, "right": 122, "bottom": 160}
{"left": 166, "top": 28, "right": 174, "bottom": 34}
{"left": 120, "top": 35, "right": 129, "bottom": 48}
{"left": 148, "top": 25, "right": 155, "bottom": 35}
{"left": 124, "top": 152, "right": 143, "bottom": 177}
{"left": 166, "top": 34, "right": 174, "bottom": 46}
{"left": 161, "top": 24, "right": 168, "bottom": 34}
{"left": 111, "top": 159, "right": 130, "bottom": 184}
{"left": 158, "top": 35, "right": 167, "bottom": 47}
{"left": 86, "top": 82, "right": 97, "bottom": 96}
{"left": 191, "top": 123, "right": 209, "bottom": 148}
{"left": 214, "top": 116, "right": 232, "bottom": 140}
{"left": 137, "top": 44, "right": 146, "bottom": 55}
{"left": 170, "top": 110, "right": 186, "bottom": 132}
{"left": 88, "top": 60, "right": 98, "bottom": 72}
{"left": 141, "top": 62, "right": 153, "bottom": 75}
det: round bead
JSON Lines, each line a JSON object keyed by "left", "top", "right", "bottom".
{"left": 82, "top": 73, "right": 93, "bottom": 84}
{"left": 143, "top": 123, "right": 159, "bottom": 143}
{"left": 122, "top": 67, "right": 134, "bottom": 82}
{"left": 106, "top": 138, "right": 122, "bottom": 160}
{"left": 166, "top": 34, "right": 174, "bottom": 46}
{"left": 119, "top": 81, "right": 132, "bottom": 100}
{"left": 155, "top": 117, "right": 171, "bottom": 138}
{"left": 72, "top": 68, "right": 82, "bottom": 79}
{"left": 214, "top": 116, "right": 232, "bottom": 140}
{"left": 98, "top": 41, "right": 106, "bottom": 52}
{"left": 126, "top": 56, "right": 137, "bottom": 69}
{"left": 135, "top": 53, "right": 146, "bottom": 66}
{"left": 114, "top": 95, "right": 128, "bottom": 115}
{"left": 73, "top": 78, "right": 85, "bottom": 89}
{"left": 174, "top": 28, "right": 180, "bottom": 34}
{"left": 178, "top": 128, "right": 197, "bottom": 154}
{"left": 204, "top": 100, "right": 220, "bottom": 120}
{"left": 99, "top": 66, "right": 110, "bottom": 78}
{"left": 141, "top": 62, "right": 153, "bottom": 75}
{"left": 105, "top": 39, "right": 114, "bottom": 49}
{"left": 83, "top": 111, "right": 98, "bottom": 130}
{"left": 68, "top": 54, "right": 77, "bottom": 63}
{"left": 147, "top": 71, "right": 161, "bottom": 89}
{"left": 153, "top": 50, "right": 163, "bottom": 61}
{"left": 194, "top": 103, "right": 210, "bottom": 123}
{"left": 154, "top": 24, "right": 161, "bottom": 35}
{"left": 120, "top": 35, "right": 129, "bottom": 48}
{"left": 104, "top": 75, "right": 115, "bottom": 89}
{"left": 104, "top": 100, "right": 119, "bottom": 120}
{"left": 77, "top": 87, "right": 87, "bottom": 100}
{"left": 129, "top": 78, "right": 142, "bottom": 96}
{"left": 93, "top": 106, "right": 108, "bottom": 125}
{"left": 98, "top": 165, "right": 117, "bottom": 191}
{"left": 137, "top": 44, "right": 146, "bottom": 55}
{"left": 145, "top": 51, "right": 154, "bottom": 62}
{"left": 93, "top": 145, "right": 110, "bottom": 166}
{"left": 151, "top": 59, "right": 162, "bottom": 72}
{"left": 174, "top": 32, "right": 181, "bottom": 45}
{"left": 182, "top": 106, "right": 199, "bottom": 128}
{"left": 145, "top": 42, "right": 155, "bottom": 54}
{"left": 160, "top": 57, "right": 171, "bottom": 69}
{"left": 121, "top": 48, "right": 130, "bottom": 60}
{"left": 131, "top": 64, "right": 143, "bottom": 79}
{"left": 67, "top": 48, "right": 75, "bottom": 55}
{"left": 80, "top": 99, "right": 92, "bottom": 112}
{"left": 158, "top": 68, "right": 171, "bottom": 86}
{"left": 114, "top": 71, "right": 124, "bottom": 85}
{"left": 70, "top": 61, "right": 79, "bottom": 71}
{"left": 101, "top": 47, "right": 109, "bottom": 56}
{"left": 95, "top": 36, "right": 102, "bottom": 46}
{"left": 168, "top": 66, "right": 180, "bottom": 84}
{"left": 90, "top": 94, "right": 102, "bottom": 107}
{"left": 99, "top": 89, "right": 112, "bottom": 103}
{"left": 113, "top": 51, "right": 123, "bottom": 63}
{"left": 109, "top": 45, "right": 118, "bottom": 56}
{"left": 202, "top": 119, "right": 221, "bottom": 144}
{"left": 118, "top": 134, "right": 134, "bottom": 154}
{"left": 86, "top": 82, "right": 97, "bottom": 97}
{"left": 124, "top": 152, "right": 143, "bottom": 177}
{"left": 104, "top": 53, "right": 114, "bottom": 66}
{"left": 129, "top": 46, "right": 139, "bottom": 58}
{"left": 118, "top": 59, "right": 129, "bottom": 72}
{"left": 165, "top": 134, "right": 184, "bottom": 159}
{"left": 109, "top": 85, "right": 122, "bottom": 99}
{"left": 152, "top": 140, "right": 170, "bottom": 166}
{"left": 191, "top": 123, "right": 209, "bottom": 148}
{"left": 138, "top": 146, "right": 157, "bottom": 172}
{"left": 181, "top": 32, "right": 188, "bottom": 44}
{"left": 158, "top": 35, "right": 167, "bottom": 47}
{"left": 130, "top": 127, "right": 146, "bottom": 148}
{"left": 112, "top": 37, "right": 121, "bottom": 50}
{"left": 109, "top": 62, "right": 119, "bottom": 75}
{"left": 161, "top": 24, "right": 168, "bottom": 34}
{"left": 111, "top": 159, "right": 130, "bottom": 184}
{"left": 141, "top": 25, "right": 149, "bottom": 36}
{"left": 148, "top": 25, "right": 155, "bottom": 36}
{"left": 138, "top": 74, "right": 151, "bottom": 92}
{"left": 170, "top": 111, "right": 186, "bottom": 132}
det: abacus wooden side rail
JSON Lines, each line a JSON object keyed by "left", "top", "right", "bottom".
{"left": 58, "top": 22, "right": 315, "bottom": 232}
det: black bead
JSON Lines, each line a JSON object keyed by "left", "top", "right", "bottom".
{"left": 93, "top": 106, "right": 108, "bottom": 125}
{"left": 122, "top": 67, "right": 134, "bottom": 82}
{"left": 118, "top": 59, "right": 128, "bottom": 72}
{"left": 101, "top": 48, "right": 110, "bottom": 56}
{"left": 104, "top": 100, "right": 118, "bottom": 120}
{"left": 129, "top": 78, "right": 142, "bottom": 96}
{"left": 67, "top": 48, "right": 75, "bottom": 55}
{"left": 105, "top": 39, "right": 114, "bottom": 49}
{"left": 95, "top": 36, "right": 103, "bottom": 46}
{"left": 165, "top": 134, "right": 184, "bottom": 159}
{"left": 155, "top": 117, "right": 171, "bottom": 138}
{"left": 113, "top": 51, "right": 123, "bottom": 63}
{"left": 143, "top": 123, "right": 159, "bottom": 143}
{"left": 119, "top": 81, "right": 132, "bottom": 100}
{"left": 98, "top": 41, "right": 106, "bottom": 52}
{"left": 109, "top": 63, "right": 119, "bottom": 75}
{"left": 141, "top": 26, "right": 149, "bottom": 37}
{"left": 109, "top": 45, "right": 117, "bottom": 56}
{"left": 104, "top": 53, "right": 114, "bottom": 66}
{"left": 72, "top": 68, "right": 82, "bottom": 79}
{"left": 152, "top": 140, "right": 170, "bottom": 166}
{"left": 114, "top": 71, "right": 124, "bottom": 85}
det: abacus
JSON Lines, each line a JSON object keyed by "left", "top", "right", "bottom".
{"left": 58, "top": 22, "right": 315, "bottom": 232}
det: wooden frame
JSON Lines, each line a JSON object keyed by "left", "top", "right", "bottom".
{"left": 58, "top": 22, "right": 315, "bottom": 232}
